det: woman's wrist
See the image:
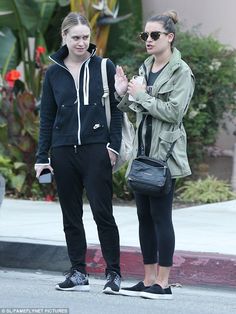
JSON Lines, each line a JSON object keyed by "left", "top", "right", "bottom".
{"left": 114, "top": 91, "right": 125, "bottom": 101}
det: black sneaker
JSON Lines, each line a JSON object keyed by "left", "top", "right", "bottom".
{"left": 55, "top": 269, "right": 90, "bottom": 291}
{"left": 102, "top": 271, "right": 121, "bottom": 295}
{"left": 120, "top": 281, "right": 172, "bottom": 298}
{"left": 140, "top": 284, "right": 173, "bottom": 300}
{"left": 164, "top": 286, "right": 173, "bottom": 298}
{"left": 119, "top": 281, "right": 151, "bottom": 297}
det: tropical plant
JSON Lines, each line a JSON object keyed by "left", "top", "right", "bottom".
{"left": 0, "top": 0, "right": 69, "bottom": 198}
{"left": 0, "top": 0, "right": 57, "bottom": 96}
{"left": 0, "top": 68, "right": 38, "bottom": 195}
{"left": 108, "top": 0, "right": 144, "bottom": 77}
{"left": 177, "top": 176, "right": 236, "bottom": 204}
{"left": 70, "top": 0, "right": 131, "bottom": 56}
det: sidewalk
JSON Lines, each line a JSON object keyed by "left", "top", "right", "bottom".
{"left": 0, "top": 198, "right": 236, "bottom": 287}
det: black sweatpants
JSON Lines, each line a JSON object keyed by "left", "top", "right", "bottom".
{"left": 51, "top": 144, "right": 120, "bottom": 276}
{"left": 135, "top": 180, "right": 175, "bottom": 267}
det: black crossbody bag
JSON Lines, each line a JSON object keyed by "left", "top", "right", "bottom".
{"left": 127, "top": 116, "right": 177, "bottom": 197}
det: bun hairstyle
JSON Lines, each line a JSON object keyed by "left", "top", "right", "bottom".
{"left": 162, "top": 10, "right": 178, "bottom": 24}
{"left": 147, "top": 10, "right": 179, "bottom": 47}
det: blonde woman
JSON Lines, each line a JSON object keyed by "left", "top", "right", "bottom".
{"left": 35, "top": 12, "right": 122, "bottom": 294}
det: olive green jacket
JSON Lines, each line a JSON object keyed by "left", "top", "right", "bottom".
{"left": 117, "top": 48, "right": 195, "bottom": 178}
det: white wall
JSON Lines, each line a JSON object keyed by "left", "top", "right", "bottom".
{"left": 142, "top": 0, "right": 236, "bottom": 49}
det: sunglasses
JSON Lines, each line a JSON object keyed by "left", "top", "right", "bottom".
{"left": 139, "top": 31, "right": 168, "bottom": 42}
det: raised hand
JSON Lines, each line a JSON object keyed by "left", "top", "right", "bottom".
{"left": 115, "top": 65, "right": 128, "bottom": 97}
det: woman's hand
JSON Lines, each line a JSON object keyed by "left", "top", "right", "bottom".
{"left": 107, "top": 149, "right": 117, "bottom": 168}
{"left": 115, "top": 65, "right": 128, "bottom": 96}
{"left": 128, "top": 76, "right": 146, "bottom": 98}
{"left": 34, "top": 164, "right": 54, "bottom": 178}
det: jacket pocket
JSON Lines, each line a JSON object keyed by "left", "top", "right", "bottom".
{"left": 156, "top": 83, "right": 174, "bottom": 101}
{"left": 158, "top": 128, "right": 190, "bottom": 175}
{"left": 158, "top": 129, "right": 182, "bottom": 160}
{"left": 80, "top": 103, "right": 108, "bottom": 142}
{"left": 53, "top": 104, "right": 76, "bottom": 133}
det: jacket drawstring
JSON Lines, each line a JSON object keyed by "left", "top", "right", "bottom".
{"left": 83, "top": 60, "right": 90, "bottom": 105}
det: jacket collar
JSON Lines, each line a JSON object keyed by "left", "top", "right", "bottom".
{"left": 49, "top": 43, "right": 97, "bottom": 67}
{"left": 140, "top": 48, "right": 182, "bottom": 88}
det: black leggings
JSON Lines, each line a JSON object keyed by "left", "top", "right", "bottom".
{"left": 135, "top": 180, "right": 175, "bottom": 267}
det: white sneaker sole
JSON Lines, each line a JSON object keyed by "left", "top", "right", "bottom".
{"left": 119, "top": 289, "right": 142, "bottom": 297}
{"left": 140, "top": 291, "right": 173, "bottom": 300}
{"left": 102, "top": 287, "right": 119, "bottom": 295}
{"left": 55, "top": 284, "right": 90, "bottom": 292}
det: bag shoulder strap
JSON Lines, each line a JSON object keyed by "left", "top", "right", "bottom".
{"left": 101, "top": 58, "right": 111, "bottom": 129}
{"left": 142, "top": 63, "right": 148, "bottom": 82}
{"left": 138, "top": 116, "right": 178, "bottom": 162}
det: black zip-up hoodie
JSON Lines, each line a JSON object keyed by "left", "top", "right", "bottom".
{"left": 36, "top": 44, "right": 122, "bottom": 164}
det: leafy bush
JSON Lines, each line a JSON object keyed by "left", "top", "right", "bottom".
{"left": 108, "top": 0, "right": 144, "bottom": 79}
{"left": 0, "top": 83, "right": 40, "bottom": 197}
{"left": 177, "top": 176, "right": 236, "bottom": 204}
{"left": 176, "top": 30, "right": 236, "bottom": 166}
{"left": 0, "top": 154, "right": 26, "bottom": 193}
{"left": 0, "top": 79, "right": 56, "bottom": 199}
{"left": 112, "top": 164, "right": 133, "bottom": 200}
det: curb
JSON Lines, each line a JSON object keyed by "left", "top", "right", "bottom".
{"left": 0, "top": 241, "right": 235, "bottom": 288}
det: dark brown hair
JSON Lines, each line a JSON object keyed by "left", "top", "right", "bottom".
{"left": 147, "top": 10, "right": 178, "bottom": 47}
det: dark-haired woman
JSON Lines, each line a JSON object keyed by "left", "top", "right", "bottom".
{"left": 115, "top": 10, "right": 195, "bottom": 299}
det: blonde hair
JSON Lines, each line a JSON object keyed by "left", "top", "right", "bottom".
{"left": 61, "top": 12, "right": 91, "bottom": 36}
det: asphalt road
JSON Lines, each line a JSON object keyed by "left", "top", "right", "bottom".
{"left": 0, "top": 268, "right": 235, "bottom": 314}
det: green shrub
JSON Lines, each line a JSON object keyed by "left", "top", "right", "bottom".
{"left": 177, "top": 30, "right": 236, "bottom": 166}
{"left": 112, "top": 164, "right": 133, "bottom": 200}
{"left": 177, "top": 176, "right": 236, "bottom": 204}
{"left": 0, "top": 87, "right": 40, "bottom": 196}
{"left": 0, "top": 154, "right": 26, "bottom": 189}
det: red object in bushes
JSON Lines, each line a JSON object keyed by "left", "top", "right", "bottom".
{"left": 45, "top": 194, "right": 55, "bottom": 202}
{"left": 5, "top": 70, "right": 21, "bottom": 87}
